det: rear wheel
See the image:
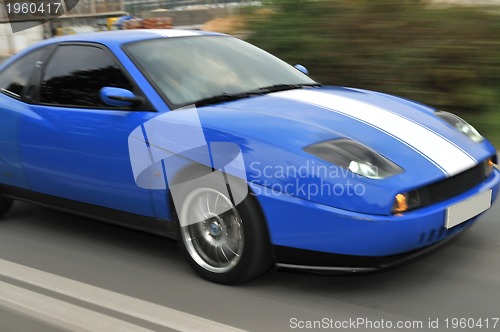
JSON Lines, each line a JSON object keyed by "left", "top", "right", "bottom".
{"left": 175, "top": 169, "right": 274, "bottom": 284}
{"left": 0, "top": 193, "right": 12, "bottom": 217}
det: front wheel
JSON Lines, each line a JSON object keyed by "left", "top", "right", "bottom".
{"left": 175, "top": 170, "right": 274, "bottom": 284}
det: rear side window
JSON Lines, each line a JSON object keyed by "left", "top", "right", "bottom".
{"left": 40, "top": 45, "right": 133, "bottom": 107}
{"left": 0, "top": 48, "right": 45, "bottom": 99}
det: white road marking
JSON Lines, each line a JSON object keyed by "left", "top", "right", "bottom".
{"left": 0, "top": 281, "right": 154, "bottom": 332}
{"left": 0, "top": 259, "right": 245, "bottom": 332}
{"left": 273, "top": 89, "right": 477, "bottom": 176}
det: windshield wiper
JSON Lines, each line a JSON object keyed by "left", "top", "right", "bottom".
{"left": 255, "top": 83, "right": 322, "bottom": 93}
{"left": 193, "top": 83, "right": 321, "bottom": 107}
{"left": 194, "top": 91, "right": 265, "bottom": 107}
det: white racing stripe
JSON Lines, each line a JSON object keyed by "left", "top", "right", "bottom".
{"left": 147, "top": 29, "right": 201, "bottom": 38}
{"left": 273, "top": 90, "right": 477, "bottom": 176}
{"left": 0, "top": 259, "right": 245, "bottom": 332}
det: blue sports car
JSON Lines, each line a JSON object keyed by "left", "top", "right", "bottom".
{"left": 0, "top": 30, "right": 498, "bottom": 284}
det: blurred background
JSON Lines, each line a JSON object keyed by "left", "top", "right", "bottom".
{"left": 1, "top": 0, "right": 499, "bottom": 147}
{"left": 232, "top": 0, "right": 500, "bottom": 148}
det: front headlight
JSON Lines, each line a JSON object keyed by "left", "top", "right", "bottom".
{"left": 435, "top": 111, "right": 484, "bottom": 143}
{"left": 304, "top": 139, "right": 403, "bottom": 179}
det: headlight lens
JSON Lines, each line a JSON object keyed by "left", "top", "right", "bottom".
{"left": 435, "top": 111, "right": 484, "bottom": 143}
{"left": 304, "top": 139, "right": 403, "bottom": 179}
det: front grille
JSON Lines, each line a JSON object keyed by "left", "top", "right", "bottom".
{"left": 413, "top": 160, "right": 488, "bottom": 208}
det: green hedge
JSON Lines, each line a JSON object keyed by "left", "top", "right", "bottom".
{"left": 246, "top": 0, "right": 500, "bottom": 147}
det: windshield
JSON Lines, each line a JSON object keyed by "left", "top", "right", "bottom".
{"left": 124, "top": 36, "right": 317, "bottom": 108}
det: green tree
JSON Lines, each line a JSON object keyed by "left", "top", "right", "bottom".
{"left": 247, "top": 0, "right": 500, "bottom": 145}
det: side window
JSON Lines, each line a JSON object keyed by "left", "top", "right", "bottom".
{"left": 40, "top": 45, "right": 133, "bottom": 108}
{"left": 0, "top": 48, "right": 45, "bottom": 99}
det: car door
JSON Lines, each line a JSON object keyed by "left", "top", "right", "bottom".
{"left": 18, "top": 43, "right": 162, "bottom": 218}
{"left": 0, "top": 46, "right": 50, "bottom": 189}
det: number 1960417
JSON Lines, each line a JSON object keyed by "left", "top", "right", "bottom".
{"left": 5, "top": 2, "right": 63, "bottom": 15}
{"left": 444, "top": 318, "right": 499, "bottom": 329}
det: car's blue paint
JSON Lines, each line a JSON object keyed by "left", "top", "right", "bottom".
{"left": 19, "top": 104, "right": 160, "bottom": 216}
{"left": 0, "top": 30, "right": 498, "bottom": 263}
{"left": 0, "top": 96, "right": 30, "bottom": 188}
{"left": 194, "top": 90, "right": 496, "bottom": 215}
{"left": 335, "top": 87, "right": 495, "bottom": 163}
{"left": 100, "top": 87, "right": 137, "bottom": 107}
{"left": 294, "top": 64, "right": 309, "bottom": 75}
{"left": 251, "top": 170, "right": 499, "bottom": 256}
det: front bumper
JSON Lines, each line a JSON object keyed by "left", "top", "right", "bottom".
{"left": 249, "top": 169, "right": 500, "bottom": 269}
{"left": 273, "top": 227, "right": 468, "bottom": 273}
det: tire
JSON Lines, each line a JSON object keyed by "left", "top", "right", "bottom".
{"left": 172, "top": 167, "right": 274, "bottom": 284}
{"left": 0, "top": 193, "right": 12, "bottom": 218}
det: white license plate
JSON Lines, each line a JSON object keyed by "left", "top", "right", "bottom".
{"left": 446, "top": 190, "right": 492, "bottom": 229}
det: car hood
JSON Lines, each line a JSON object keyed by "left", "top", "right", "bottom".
{"left": 132, "top": 86, "right": 495, "bottom": 214}
{"left": 198, "top": 86, "right": 494, "bottom": 184}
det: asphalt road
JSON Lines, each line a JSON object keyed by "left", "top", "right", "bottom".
{"left": 0, "top": 198, "right": 499, "bottom": 332}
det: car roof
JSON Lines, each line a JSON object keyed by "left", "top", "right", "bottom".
{"left": 39, "top": 29, "right": 224, "bottom": 47}
{"left": 4, "top": 29, "right": 225, "bottom": 64}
